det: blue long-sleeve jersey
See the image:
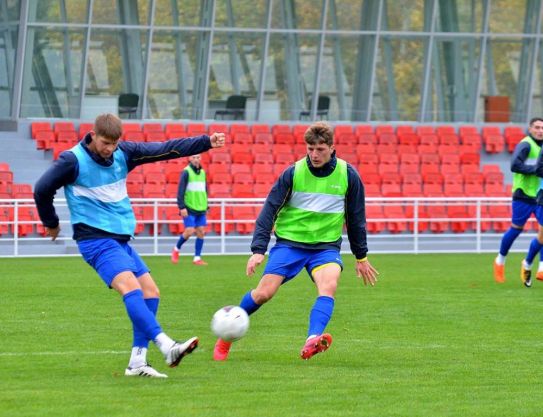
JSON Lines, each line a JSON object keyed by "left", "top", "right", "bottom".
{"left": 251, "top": 153, "right": 369, "bottom": 259}
{"left": 34, "top": 133, "right": 212, "bottom": 241}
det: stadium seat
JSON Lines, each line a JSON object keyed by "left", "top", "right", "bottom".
{"left": 365, "top": 205, "right": 386, "bottom": 234}
{"left": 436, "top": 125, "right": 455, "bottom": 136}
{"left": 419, "top": 134, "right": 439, "bottom": 146}
{"left": 484, "top": 135, "right": 505, "bottom": 154}
{"left": 385, "top": 204, "right": 408, "bottom": 233}
{"left": 232, "top": 132, "right": 253, "bottom": 145}
{"left": 145, "top": 131, "right": 166, "bottom": 142}
{"left": 230, "top": 124, "right": 250, "bottom": 135}
{"left": 272, "top": 124, "right": 292, "bottom": 135}
{"left": 231, "top": 163, "right": 251, "bottom": 176}
{"left": 253, "top": 152, "right": 274, "bottom": 165}
{"left": 358, "top": 133, "right": 377, "bottom": 145}
{"left": 274, "top": 132, "right": 295, "bottom": 145}
{"left": 251, "top": 124, "right": 271, "bottom": 135}
{"left": 336, "top": 133, "right": 358, "bottom": 145}
{"left": 232, "top": 206, "right": 256, "bottom": 234}
{"left": 210, "top": 152, "right": 232, "bottom": 164}
{"left": 398, "top": 133, "right": 419, "bottom": 147}
{"left": 254, "top": 132, "right": 274, "bottom": 144}
{"left": 35, "top": 130, "right": 56, "bottom": 150}
{"left": 124, "top": 131, "right": 145, "bottom": 142}
{"left": 396, "top": 125, "right": 415, "bottom": 136}
{"left": 377, "top": 133, "right": 398, "bottom": 145}
{"left": 164, "top": 123, "right": 186, "bottom": 139}
{"left": 354, "top": 125, "right": 373, "bottom": 136}
{"left": 439, "top": 134, "right": 461, "bottom": 146}
{"left": 375, "top": 125, "right": 394, "bottom": 136}
{"left": 254, "top": 183, "right": 270, "bottom": 197}
{"left": 208, "top": 123, "right": 229, "bottom": 134}
{"left": 416, "top": 126, "right": 435, "bottom": 136}
{"left": 143, "top": 123, "right": 163, "bottom": 133}
{"left": 231, "top": 152, "right": 254, "bottom": 164}
{"left": 31, "top": 122, "right": 53, "bottom": 139}
{"left": 208, "top": 183, "right": 231, "bottom": 197}
{"left": 78, "top": 122, "right": 94, "bottom": 139}
{"left": 186, "top": 123, "right": 207, "bottom": 136}
{"left": 231, "top": 183, "right": 254, "bottom": 198}
{"left": 334, "top": 125, "right": 353, "bottom": 136}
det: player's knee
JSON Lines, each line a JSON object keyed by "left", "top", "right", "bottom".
{"left": 252, "top": 288, "right": 273, "bottom": 304}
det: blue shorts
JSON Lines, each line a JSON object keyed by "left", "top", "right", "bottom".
{"left": 511, "top": 200, "right": 543, "bottom": 226}
{"left": 263, "top": 244, "right": 343, "bottom": 283}
{"left": 183, "top": 213, "right": 207, "bottom": 228}
{"left": 77, "top": 238, "right": 149, "bottom": 287}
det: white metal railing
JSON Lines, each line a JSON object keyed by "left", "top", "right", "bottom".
{"left": 0, "top": 196, "right": 530, "bottom": 257}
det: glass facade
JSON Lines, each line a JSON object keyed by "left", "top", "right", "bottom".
{"left": 4, "top": 0, "right": 543, "bottom": 123}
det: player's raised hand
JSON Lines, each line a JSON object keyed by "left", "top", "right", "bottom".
{"left": 356, "top": 259, "right": 379, "bottom": 286}
{"left": 210, "top": 132, "right": 226, "bottom": 148}
{"left": 246, "top": 253, "right": 265, "bottom": 276}
{"left": 45, "top": 225, "right": 60, "bottom": 241}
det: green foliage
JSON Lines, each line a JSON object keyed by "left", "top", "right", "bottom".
{"left": 1, "top": 253, "right": 543, "bottom": 417}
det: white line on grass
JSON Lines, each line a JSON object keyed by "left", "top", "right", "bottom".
{"left": 0, "top": 350, "right": 128, "bottom": 357}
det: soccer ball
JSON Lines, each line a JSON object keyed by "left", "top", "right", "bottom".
{"left": 211, "top": 305, "right": 250, "bottom": 341}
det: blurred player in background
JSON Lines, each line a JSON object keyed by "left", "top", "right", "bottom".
{"left": 494, "top": 117, "right": 543, "bottom": 285}
{"left": 34, "top": 113, "right": 226, "bottom": 377}
{"left": 213, "top": 121, "right": 378, "bottom": 361}
{"left": 171, "top": 154, "right": 209, "bottom": 266}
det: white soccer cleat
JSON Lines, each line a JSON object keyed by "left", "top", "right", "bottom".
{"left": 165, "top": 337, "right": 199, "bottom": 368}
{"left": 125, "top": 363, "right": 168, "bottom": 378}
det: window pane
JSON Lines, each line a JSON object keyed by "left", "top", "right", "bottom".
{"left": 435, "top": 0, "right": 484, "bottom": 33}
{"left": 29, "top": 0, "right": 89, "bottom": 23}
{"left": 0, "top": 26, "right": 18, "bottom": 118}
{"left": 207, "top": 31, "right": 265, "bottom": 119}
{"left": 384, "top": 0, "right": 424, "bottom": 32}
{"left": 488, "top": 0, "right": 526, "bottom": 33}
{"left": 478, "top": 38, "right": 523, "bottom": 122}
{"left": 154, "top": 0, "right": 208, "bottom": 27}
{"left": 530, "top": 41, "right": 543, "bottom": 119}
{"left": 373, "top": 37, "right": 424, "bottom": 121}
{"left": 272, "top": 0, "right": 324, "bottom": 29}
{"left": 326, "top": 0, "right": 364, "bottom": 31}
{"left": 92, "top": 0, "right": 150, "bottom": 25}
{"left": 83, "top": 29, "right": 148, "bottom": 119}
{"left": 265, "top": 33, "right": 320, "bottom": 121}
{"left": 215, "top": 0, "right": 268, "bottom": 28}
{"left": 427, "top": 38, "right": 482, "bottom": 122}
{"left": 320, "top": 35, "right": 362, "bottom": 121}
{"left": 146, "top": 30, "right": 201, "bottom": 119}
{"left": 20, "top": 28, "right": 85, "bottom": 118}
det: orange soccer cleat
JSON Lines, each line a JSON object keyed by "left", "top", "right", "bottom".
{"left": 300, "top": 333, "right": 333, "bottom": 360}
{"left": 171, "top": 249, "right": 179, "bottom": 264}
{"left": 193, "top": 259, "right": 208, "bottom": 266}
{"left": 493, "top": 259, "right": 505, "bottom": 283}
{"left": 213, "top": 338, "right": 232, "bottom": 361}
{"left": 537, "top": 271, "right": 543, "bottom": 281}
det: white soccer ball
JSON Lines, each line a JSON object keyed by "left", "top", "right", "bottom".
{"left": 211, "top": 305, "right": 250, "bottom": 341}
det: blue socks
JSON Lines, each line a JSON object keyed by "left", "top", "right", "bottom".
{"left": 239, "top": 291, "right": 261, "bottom": 315}
{"left": 195, "top": 238, "right": 204, "bottom": 257}
{"left": 175, "top": 235, "right": 186, "bottom": 250}
{"left": 308, "top": 296, "right": 335, "bottom": 337}
{"left": 526, "top": 238, "right": 543, "bottom": 264}
{"left": 499, "top": 227, "right": 523, "bottom": 256}
{"left": 133, "top": 297, "right": 159, "bottom": 348}
{"left": 123, "top": 289, "right": 162, "bottom": 343}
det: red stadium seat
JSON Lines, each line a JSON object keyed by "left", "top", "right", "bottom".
{"left": 416, "top": 126, "right": 435, "bottom": 136}
{"left": 164, "top": 123, "right": 186, "bottom": 139}
{"left": 251, "top": 124, "right": 271, "bottom": 135}
{"left": 254, "top": 132, "right": 274, "bottom": 144}
{"left": 78, "top": 122, "right": 93, "bottom": 139}
{"left": 143, "top": 123, "right": 163, "bottom": 133}
{"left": 31, "top": 122, "right": 52, "bottom": 139}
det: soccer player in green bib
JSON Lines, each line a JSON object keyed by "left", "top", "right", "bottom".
{"left": 213, "top": 122, "right": 378, "bottom": 361}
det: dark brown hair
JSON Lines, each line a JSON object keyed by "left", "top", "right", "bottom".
{"left": 529, "top": 117, "right": 543, "bottom": 126}
{"left": 304, "top": 122, "right": 334, "bottom": 146}
{"left": 94, "top": 113, "right": 123, "bottom": 140}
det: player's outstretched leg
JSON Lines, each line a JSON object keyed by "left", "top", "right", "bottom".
{"left": 300, "top": 333, "right": 333, "bottom": 360}
{"left": 213, "top": 338, "right": 232, "bottom": 361}
{"left": 165, "top": 337, "right": 199, "bottom": 367}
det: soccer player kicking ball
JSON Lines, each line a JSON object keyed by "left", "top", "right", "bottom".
{"left": 213, "top": 122, "right": 378, "bottom": 361}
{"left": 34, "top": 113, "right": 226, "bottom": 377}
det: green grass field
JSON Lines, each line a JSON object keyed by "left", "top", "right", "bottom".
{"left": 1, "top": 253, "right": 542, "bottom": 417}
